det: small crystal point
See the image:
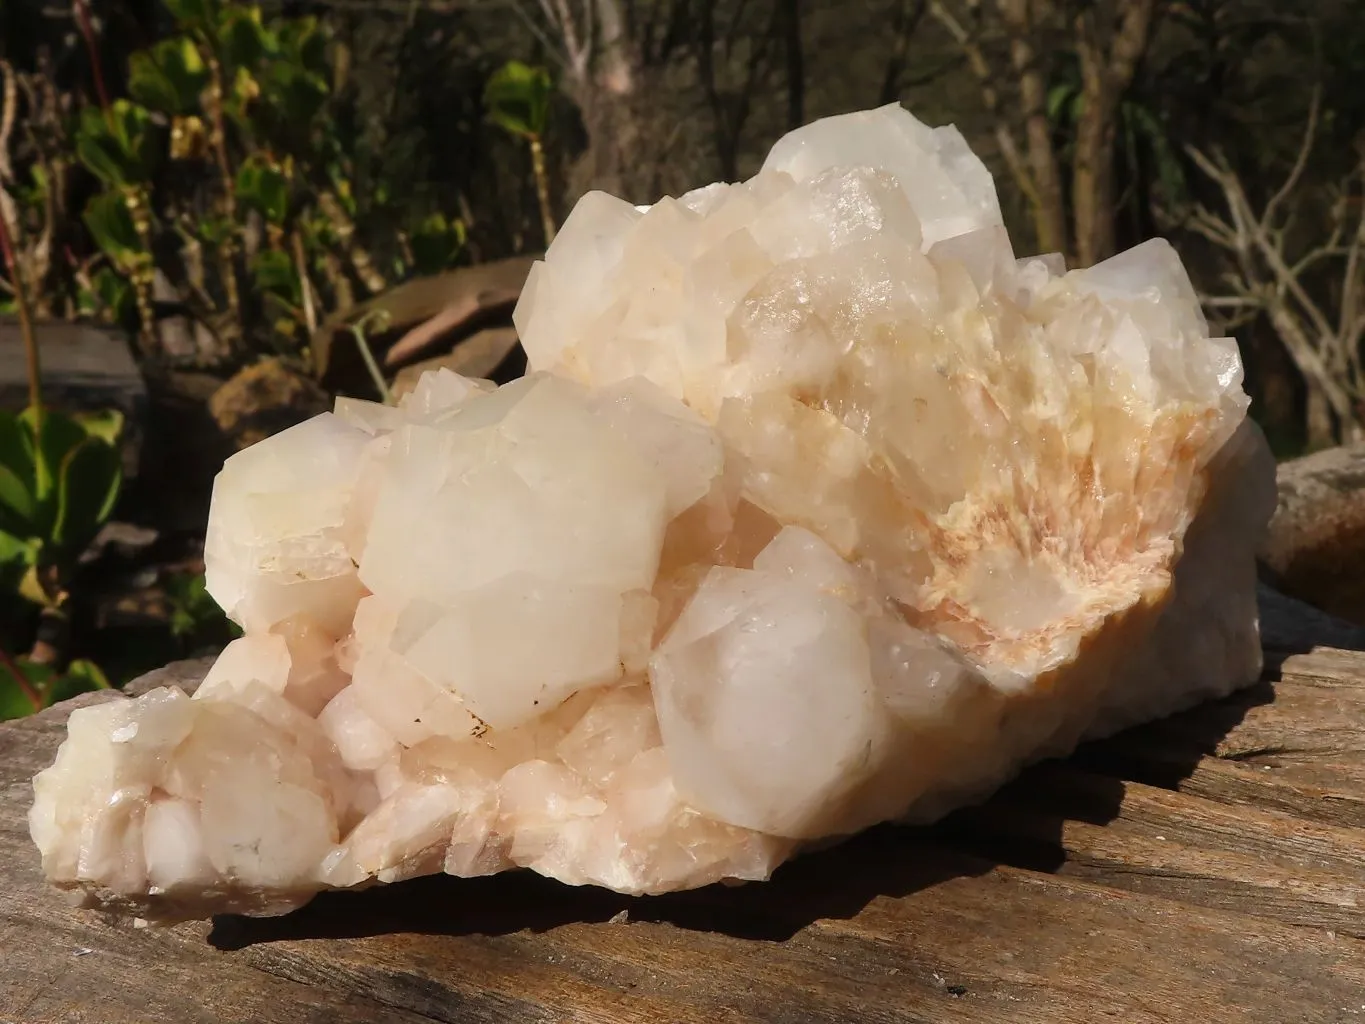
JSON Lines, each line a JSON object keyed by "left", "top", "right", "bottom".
{"left": 31, "top": 105, "right": 1273, "bottom": 921}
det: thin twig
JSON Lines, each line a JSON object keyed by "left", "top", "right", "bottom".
{"left": 292, "top": 232, "right": 319, "bottom": 337}
{"left": 71, "top": 0, "right": 113, "bottom": 117}
{"left": 0, "top": 645, "right": 42, "bottom": 712}
{"left": 0, "top": 59, "right": 17, "bottom": 183}
{"left": 1264, "top": 83, "right": 1320, "bottom": 227}
{"left": 929, "top": 0, "right": 1040, "bottom": 216}
{"left": 0, "top": 190, "right": 43, "bottom": 416}
{"left": 500, "top": 1, "right": 569, "bottom": 68}
{"left": 350, "top": 310, "right": 394, "bottom": 405}
{"left": 529, "top": 135, "right": 557, "bottom": 246}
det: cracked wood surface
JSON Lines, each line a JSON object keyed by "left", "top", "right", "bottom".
{"left": 3, "top": 591, "right": 1365, "bottom": 1024}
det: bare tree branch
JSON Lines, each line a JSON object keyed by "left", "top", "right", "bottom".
{"left": 929, "top": 1, "right": 1044, "bottom": 229}
{"left": 1184, "top": 130, "right": 1365, "bottom": 444}
{"left": 1264, "top": 84, "right": 1321, "bottom": 227}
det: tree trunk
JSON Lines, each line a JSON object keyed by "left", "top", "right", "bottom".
{"left": 563, "top": 0, "right": 651, "bottom": 203}
{"left": 1071, "top": 70, "right": 1118, "bottom": 267}
{"left": 1070, "top": 0, "right": 1157, "bottom": 267}
{"left": 996, "top": 0, "right": 1067, "bottom": 258}
{"left": 1306, "top": 384, "right": 1337, "bottom": 451}
{"left": 566, "top": 86, "right": 645, "bottom": 203}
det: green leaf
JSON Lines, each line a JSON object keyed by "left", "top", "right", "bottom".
{"left": 0, "top": 410, "right": 40, "bottom": 541}
{"left": 0, "top": 659, "right": 101, "bottom": 713}
{"left": 410, "top": 213, "right": 465, "bottom": 275}
{"left": 52, "top": 437, "right": 123, "bottom": 555}
{"left": 164, "top": 0, "right": 218, "bottom": 26}
{"left": 20, "top": 408, "right": 94, "bottom": 528}
{"left": 0, "top": 410, "right": 36, "bottom": 488}
{"left": 165, "top": 570, "right": 241, "bottom": 646}
{"left": 260, "top": 61, "right": 329, "bottom": 135}
{"left": 483, "top": 61, "right": 552, "bottom": 140}
{"left": 0, "top": 660, "right": 40, "bottom": 721}
{"left": 83, "top": 192, "right": 143, "bottom": 268}
{"left": 276, "top": 16, "right": 328, "bottom": 76}
{"left": 195, "top": 215, "right": 236, "bottom": 246}
{"left": 0, "top": 530, "right": 39, "bottom": 596}
{"left": 251, "top": 248, "right": 301, "bottom": 305}
{"left": 0, "top": 462, "right": 34, "bottom": 528}
{"left": 76, "top": 109, "right": 130, "bottom": 187}
{"left": 110, "top": 100, "right": 161, "bottom": 179}
{"left": 51, "top": 660, "right": 112, "bottom": 704}
{"left": 218, "top": 6, "right": 269, "bottom": 68}
{"left": 129, "top": 36, "right": 208, "bottom": 115}
{"left": 236, "top": 155, "right": 291, "bottom": 224}
{"left": 88, "top": 268, "right": 136, "bottom": 325}
{"left": 72, "top": 409, "right": 126, "bottom": 447}
{"left": 224, "top": 67, "right": 262, "bottom": 130}
{"left": 1047, "top": 82, "right": 1078, "bottom": 124}
{"left": 77, "top": 102, "right": 160, "bottom": 185}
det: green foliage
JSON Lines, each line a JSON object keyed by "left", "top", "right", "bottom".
{"left": 409, "top": 213, "right": 466, "bottom": 276}
{"left": 218, "top": 6, "right": 268, "bottom": 68}
{"left": 484, "top": 60, "right": 552, "bottom": 140}
{"left": 0, "top": 407, "right": 124, "bottom": 608}
{"left": 236, "top": 154, "right": 291, "bottom": 224}
{"left": 82, "top": 191, "right": 143, "bottom": 270}
{"left": 164, "top": 0, "right": 220, "bottom": 26}
{"left": 0, "top": 656, "right": 111, "bottom": 723}
{"left": 65, "top": 0, "right": 467, "bottom": 353}
{"left": 129, "top": 36, "right": 209, "bottom": 115}
{"left": 79, "top": 268, "right": 137, "bottom": 326}
{"left": 74, "top": 101, "right": 160, "bottom": 187}
{"left": 165, "top": 571, "right": 242, "bottom": 647}
{"left": 251, "top": 248, "right": 300, "bottom": 305}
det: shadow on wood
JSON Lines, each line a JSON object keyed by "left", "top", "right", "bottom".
{"left": 208, "top": 825, "right": 995, "bottom": 950}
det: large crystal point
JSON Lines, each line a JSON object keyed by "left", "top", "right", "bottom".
{"left": 31, "top": 104, "right": 1274, "bottom": 922}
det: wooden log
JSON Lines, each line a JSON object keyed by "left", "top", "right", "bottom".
{"left": 2, "top": 589, "right": 1363, "bottom": 1022}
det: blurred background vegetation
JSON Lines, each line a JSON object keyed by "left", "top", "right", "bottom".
{"left": 0, "top": 0, "right": 1362, "bottom": 710}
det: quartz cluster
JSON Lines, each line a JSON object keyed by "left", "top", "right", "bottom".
{"left": 31, "top": 104, "right": 1276, "bottom": 922}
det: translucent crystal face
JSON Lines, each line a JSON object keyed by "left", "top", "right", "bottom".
{"left": 31, "top": 104, "right": 1275, "bottom": 921}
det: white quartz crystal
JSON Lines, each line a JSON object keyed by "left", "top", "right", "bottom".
{"left": 31, "top": 103, "right": 1274, "bottom": 922}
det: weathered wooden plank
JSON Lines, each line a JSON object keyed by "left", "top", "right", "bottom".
{"left": 1074, "top": 650, "right": 1365, "bottom": 806}
{"left": 6, "top": 602, "right": 1365, "bottom": 1023}
{"left": 0, "top": 914, "right": 443, "bottom": 1024}
{"left": 1076, "top": 737, "right": 1365, "bottom": 830}
{"left": 944, "top": 766, "right": 1365, "bottom": 937}
{"left": 201, "top": 835, "right": 1365, "bottom": 1024}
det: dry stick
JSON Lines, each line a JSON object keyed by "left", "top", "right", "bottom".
{"left": 71, "top": 0, "right": 113, "bottom": 116}
{"left": 292, "top": 231, "right": 319, "bottom": 337}
{"left": 0, "top": 645, "right": 42, "bottom": 711}
{"left": 529, "top": 135, "right": 557, "bottom": 246}
{"left": 203, "top": 51, "right": 243, "bottom": 343}
{"left": 0, "top": 194, "right": 42, "bottom": 418}
{"left": 350, "top": 310, "right": 393, "bottom": 405}
{"left": 929, "top": 2, "right": 1043, "bottom": 222}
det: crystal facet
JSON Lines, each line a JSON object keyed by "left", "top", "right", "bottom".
{"left": 31, "top": 104, "right": 1275, "bottom": 921}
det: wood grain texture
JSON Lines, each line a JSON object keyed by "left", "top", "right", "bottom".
{"left": 4, "top": 595, "right": 1365, "bottom": 1024}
